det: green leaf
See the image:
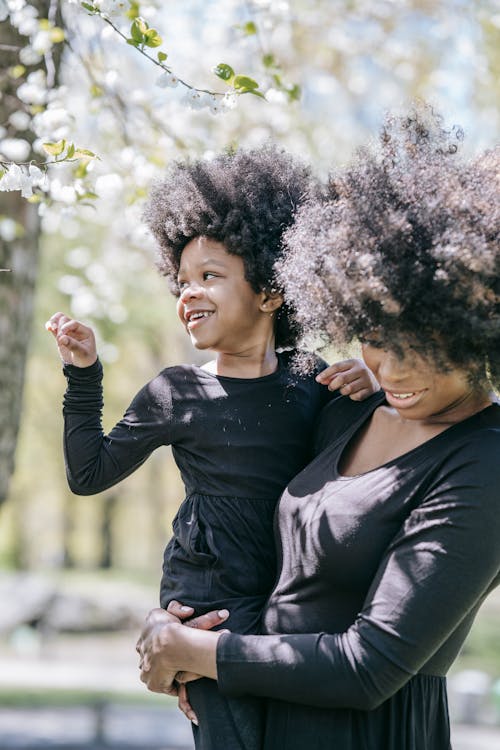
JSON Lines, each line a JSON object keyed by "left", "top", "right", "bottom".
{"left": 213, "top": 63, "right": 235, "bottom": 82}
{"left": 126, "top": 1, "right": 140, "bottom": 19}
{"left": 73, "top": 148, "right": 97, "bottom": 159}
{"left": 287, "top": 83, "right": 301, "bottom": 102}
{"left": 241, "top": 88, "right": 266, "bottom": 99}
{"left": 0, "top": 170, "right": 5, "bottom": 180}
{"left": 81, "top": 2, "right": 97, "bottom": 13}
{"left": 90, "top": 83, "right": 104, "bottom": 97}
{"left": 66, "top": 143, "right": 75, "bottom": 159}
{"left": 130, "top": 18, "right": 146, "bottom": 43}
{"left": 242, "top": 21, "right": 257, "bottom": 35}
{"left": 77, "top": 191, "right": 99, "bottom": 201}
{"left": 262, "top": 53, "right": 276, "bottom": 68}
{"left": 126, "top": 38, "right": 139, "bottom": 47}
{"left": 157, "top": 51, "right": 168, "bottom": 62}
{"left": 42, "top": 140, "right": 66, "bottom": 156}
{"left": 233, "top": 75, "right": 259, "bottom": 91}
{"left": 74, "top": 161, "right": 89, "bottom": 179}
{"left": 144, "top": 28, "right": 162, "bottom": 47}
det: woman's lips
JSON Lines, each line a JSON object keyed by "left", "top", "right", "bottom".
{"left": 384, "top": 388, "right": 426, "bottom": 408}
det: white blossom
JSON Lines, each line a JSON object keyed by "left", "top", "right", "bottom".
{"left": 19, "top": 45, "right": 42, "bottom": 65}
{"left": 17, "top": 70, "right": 47, "bottom": 105}
{"left": 156, "top": 72, "right": 179, "bottom": 88}
{"left": 8, "top": 110, "right": 31, "bottom": 131}
{"left": 31, "top": 29, "right": 54, "bottom": 55}
{"left": 0, "top": 0, "right": 8, "bottom": 22}
{"left": 0, "top": 163, "right": 33, "bottom": 197}
{"left": 32, "top": 106, "right": 72, "bottom": 140}
{"left": 221, "top": 92, "right": 238, "bottom": 110}
{"left": 49, "top": 178, "right": 77, "bottom": 204}
{"left": 95, "top": 172, "right": 123, "bottom": 198}
{"left": 265, "top": 87, "right": 287, "bottom": 105}
{"left": 0, "top": 218, "right": 19, "bottom": 242}
{"left": 97, "top": 0, "right": 128, "bottom": 18}
{"left": 9, "top": 3, "right": 38, "bottom": 36}
{"left": 0, "top": 137, "right": 31, "bottom": 161}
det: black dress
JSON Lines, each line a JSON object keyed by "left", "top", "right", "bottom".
{"left": 61, "top": 351, "right": 333, "bottom": 750}
{"left": 217, "top": 393, "right": 500, "bottom": 750}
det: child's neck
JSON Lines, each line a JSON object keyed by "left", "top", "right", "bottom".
{"left": 202, "top": 345, "right": 279, "bottom": 379}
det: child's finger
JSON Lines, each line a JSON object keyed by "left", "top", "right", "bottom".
{"left": 45, "top": 312, "right": 70, "bottom": 335}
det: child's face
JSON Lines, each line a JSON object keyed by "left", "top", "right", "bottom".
{"left": 176, "top": 237, "right": 274, "bottom": 352}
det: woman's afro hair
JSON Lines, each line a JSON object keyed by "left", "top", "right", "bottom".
{"left": 143, "top": 143, "right": 315, "bottom": 349}
{"left": 279, "top": 103, "right": 500, "bottom": 388}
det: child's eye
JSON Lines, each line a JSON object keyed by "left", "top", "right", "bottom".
{"left": 204, "top": 272, "right": 218, "bottom": 280}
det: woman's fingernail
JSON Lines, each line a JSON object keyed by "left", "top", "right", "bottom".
{"left": 191, "top": 718, "right": 199, "bottom": 726}
{"left": 181, "top": 605, "right": 193, "bottom": 612}
{"left": 217, "top": 609, "right": 229, "bottom": 618}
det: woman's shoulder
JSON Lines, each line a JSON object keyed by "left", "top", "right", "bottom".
{"left": 313, "top": 390, "right": 385, "bottom": 454}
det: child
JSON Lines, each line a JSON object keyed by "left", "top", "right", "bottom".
{"left": 47, "top": 145, "right": 378, "bottom": 750}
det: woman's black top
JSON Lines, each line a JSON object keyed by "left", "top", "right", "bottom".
{"left": 62, "top": 352, "right": 332, "bottom": 633}
{"left": 217, "top": 393, "right": 500, "bottom": 749}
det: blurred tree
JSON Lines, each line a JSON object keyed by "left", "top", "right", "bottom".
{"left": 0, "top": 0, "right": 498, "bottom": 569}
{"left": 0, "top": 0, "right": 65, "bottom": 507}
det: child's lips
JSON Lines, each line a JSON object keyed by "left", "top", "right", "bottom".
{"left": 185, "top": 310, "right": 215, "bottom": 329}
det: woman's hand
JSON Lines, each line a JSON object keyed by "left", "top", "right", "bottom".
{"left": 136, "top": 603, "right": 228, "bottom": 701}
{"left": 316, "top": 358, "right": 379, "bottom": 401}
{"left": 45, "top": 311, "right": 97, "bottom": 368}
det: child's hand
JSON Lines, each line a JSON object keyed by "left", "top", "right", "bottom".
{"left": 316, "top": 358, "right": 379, "bottom": 401}
{"left": 45, "top": 312, "right": 97, "bottom": 368}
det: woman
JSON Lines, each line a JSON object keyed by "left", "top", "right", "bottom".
{"left": 136, "top": 106, "right": 500, "bottom": 750}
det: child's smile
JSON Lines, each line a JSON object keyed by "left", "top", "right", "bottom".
{"left": 176, "top": 237, "right": 274, "bottom": 355}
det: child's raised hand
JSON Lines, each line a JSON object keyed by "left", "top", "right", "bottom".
{"left": 45, "top": 312, "right": 97, "bottom": 368}
{"left": 316, "top": 358, "right": 379, "bottom": 401}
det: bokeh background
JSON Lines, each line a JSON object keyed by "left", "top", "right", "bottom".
{"left": 0, "top": 1, "right": 499, "bottom": 748}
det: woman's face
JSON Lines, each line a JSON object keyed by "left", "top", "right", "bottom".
{"left": 361, "top": 341, "right": 482, "bottom": 422}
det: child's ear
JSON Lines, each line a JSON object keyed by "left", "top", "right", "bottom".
{"left": 260, "top": 288, "right": 284, "bottom": 313}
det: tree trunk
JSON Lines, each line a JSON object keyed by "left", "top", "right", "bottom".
{"left": 0, "top": 2, "right": 62, "bottom": 505}
{"left": 0, "top": 196, "right": 40, "bottom": 506}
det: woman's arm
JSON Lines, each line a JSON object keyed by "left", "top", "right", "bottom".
{"left": 140, "top": 438, "right": 500, "bottom": 710}
{"left": 216, "top": 443, "right": 500, "bottom": 709}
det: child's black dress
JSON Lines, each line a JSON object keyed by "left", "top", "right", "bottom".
{"left": 62, "top": 351, "right": 332, "bottom": 750}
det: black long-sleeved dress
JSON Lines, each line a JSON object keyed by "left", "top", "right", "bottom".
{"left": 62, "top": 352, "right": 331, "bottom": 634}
{"left": 217, "top": 393, "right": 500, "bottom": 749}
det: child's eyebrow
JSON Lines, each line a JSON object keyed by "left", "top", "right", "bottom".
{"left": 200, "top": 258, "right": 228, "bottom": 267}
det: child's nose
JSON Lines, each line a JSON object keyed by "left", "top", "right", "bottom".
{"left": 180, "top": 283, "right": 204, "bottom": 303}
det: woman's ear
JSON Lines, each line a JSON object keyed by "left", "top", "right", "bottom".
{"left": 260, "top": 288, "right": 284, "bottom": 314}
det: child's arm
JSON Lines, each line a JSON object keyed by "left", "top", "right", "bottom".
{"left": 316, "top": 358, "right": 379, "bottom": 401}
{"left": 46, "top": 311, "right": 171, "bottom": 495}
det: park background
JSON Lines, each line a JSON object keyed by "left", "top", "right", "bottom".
{"left": 0, "top": 1, "right": 499, "bottom": 748}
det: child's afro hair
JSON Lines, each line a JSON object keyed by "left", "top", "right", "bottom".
{"left": 279, "top": 103, "right": 500, "bottom": 388}
{"left": 143, "top": 143, "right": 315, "bottom": 349}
